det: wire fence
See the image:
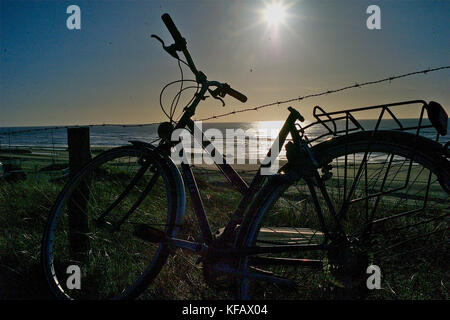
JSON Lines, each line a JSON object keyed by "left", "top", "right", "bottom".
{"left": 1, "top": 65, "right": 448, "bottom": 137}
{"left": 196, "top": 66, "right": 450, "bottom": 121}
{"left": 0, "top": 65, "right": 448, "bottom": 181}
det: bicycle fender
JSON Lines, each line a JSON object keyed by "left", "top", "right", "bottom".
{"left": 280, "top": 131, "right": 449, "bottom": 191}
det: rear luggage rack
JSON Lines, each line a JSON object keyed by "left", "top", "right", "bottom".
{"left": 298, "top": 100, "right": 447, "bottom": 145}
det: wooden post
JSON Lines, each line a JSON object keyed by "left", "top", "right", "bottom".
{"left": 67, "top": 127, "right": 91, "bottom": 261}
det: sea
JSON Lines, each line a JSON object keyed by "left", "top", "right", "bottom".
{"left": 0, "top": 119, "right": 448, "bottom": 162}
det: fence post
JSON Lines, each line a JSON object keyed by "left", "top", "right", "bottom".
{"left": 67, "top": 127, "right": 91, "bottom": 261}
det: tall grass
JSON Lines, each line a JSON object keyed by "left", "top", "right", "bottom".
{"left": 0, "top": 167, "right": 447, "bottom": 299}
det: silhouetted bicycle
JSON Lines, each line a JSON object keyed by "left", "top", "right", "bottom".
{"left": 41, "top": 14, "right": 449, "bottom": 300}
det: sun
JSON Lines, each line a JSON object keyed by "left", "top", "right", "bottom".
{"left": 263, "top": 1, "right": 287, "bottom": 27}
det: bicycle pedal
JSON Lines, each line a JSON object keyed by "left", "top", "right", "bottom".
{"left": 133, "top": 224, "right": 167, "bottom": 243}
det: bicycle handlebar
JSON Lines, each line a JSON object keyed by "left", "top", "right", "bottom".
{"left": 161, "top": 13, "right": 185, "bottom": 46}
{"left": 159, "top": 13, "right": 247, "bottom": 104}
{"left": 224, "top": 85, "right": 248, "bottom": 103}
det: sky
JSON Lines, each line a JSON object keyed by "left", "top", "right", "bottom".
{"left": 0, "top": 0, "right": 449, "bottom": 126}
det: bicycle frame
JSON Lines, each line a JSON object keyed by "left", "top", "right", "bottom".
{"left": 136, "top": 13, "right": 450, "bottom": 266}
{"left": 127, "top": 14, "right": 446, "bottom": 263}
{"left": 148, "top": 100, "right": 332, "bottom": 259}
{"left": 133, "top": 17, "right": 339, "bottom": 258}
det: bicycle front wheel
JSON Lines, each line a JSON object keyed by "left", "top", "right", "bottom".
{"left": 237, "top": 131, "right": 449, "bottom": 299}
{"left": 41, "top": 145, "right": 184, "bottom": 299}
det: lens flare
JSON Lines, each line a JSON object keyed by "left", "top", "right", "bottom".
{"left": 263, "top": 1, "right": 287, "bottom": 27}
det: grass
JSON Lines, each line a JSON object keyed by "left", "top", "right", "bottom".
{"left": 249, "top": 159, "right": 449, "bottom": 300}
{"left": 0, "top": 177, "right": 62, "bottom": 299}
{"left": 0, "top": 154, "right": 448, "bottom": 300}
{"left": 253, "top": 189, "right": 449, "bottom": 300}
{"left": 0, "top": 165, "right": 245, "bottom": 299}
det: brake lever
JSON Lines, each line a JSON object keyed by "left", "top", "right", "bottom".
{"left": 151, "top": 34, "right": 179, "bottom": 59}
{"left": 208, "top": 88, "right": 225, "bottom": 107}
{"left": 216, "top": 96, "right": 225, "bottom": 107}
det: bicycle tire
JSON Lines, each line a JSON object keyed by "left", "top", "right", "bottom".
{"left": 236, "top": 130, "right": 449, "bottom": 299}
{"left": 41, "top": 145, "right": 185, "bottom": 299}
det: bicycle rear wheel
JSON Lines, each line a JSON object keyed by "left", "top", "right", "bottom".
{"left": 237, "top": 131, "right": 449, "bottom": 299}
{"left": 41, "top": 145, "right": 184, "bottom": 299}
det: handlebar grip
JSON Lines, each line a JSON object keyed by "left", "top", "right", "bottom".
{"left": 161, "top": 13, "right": 184, "bottom": 44}
{"left": 226, "top": 87, "right": 247, "bottom": 103}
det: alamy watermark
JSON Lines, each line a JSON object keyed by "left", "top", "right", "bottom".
{"left": 170, "top": 121, "right": 281, "bottom": 175}
{"left": 64, "top": 263, "right": 381, "bottom": 291}
{"left": 66, "top": 5, "right": 81, "bottom": 30}
{"left": 366, "top": 5, "right": 381, "bottom": 30}
{"left": 66, "top": 265, "right": 81, "bottom": 289}
{"left": 65, "top": 4, "right": 380, "bottom": 31}
{"left": 366, "top": 264, "right": 382, "bottom": 290}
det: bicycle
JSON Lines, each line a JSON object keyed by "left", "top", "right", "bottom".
{"left": 41, "top": 13, "right": 449, "bottom": 300}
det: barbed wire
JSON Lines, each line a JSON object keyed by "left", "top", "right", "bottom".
{"left": 0, "top": 122, "right": 161, "bottom": 136}
{"left": 1, "top": 65, "right": 448, "bottom": 136}
{"left": 196, "top": 65, "right": 450, "bottom": 121}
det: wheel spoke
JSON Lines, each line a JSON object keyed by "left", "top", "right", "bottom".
{"left": 43, "top": 147, "right": 176, "bottom": 299}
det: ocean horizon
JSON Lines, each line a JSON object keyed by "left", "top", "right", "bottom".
{"left": 0, "top": 119, "right": 448, "bottom": 162}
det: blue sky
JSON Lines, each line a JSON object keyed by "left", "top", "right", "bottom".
{"left": 1, "top": 0, "right": 449, "bottom": 126}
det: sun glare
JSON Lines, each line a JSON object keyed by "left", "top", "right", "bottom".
{"left": 263, "top": 1, "right": 287, "bottom": 27}
{"left": 257, "top": 120, "right": 284, "bottom": 139}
